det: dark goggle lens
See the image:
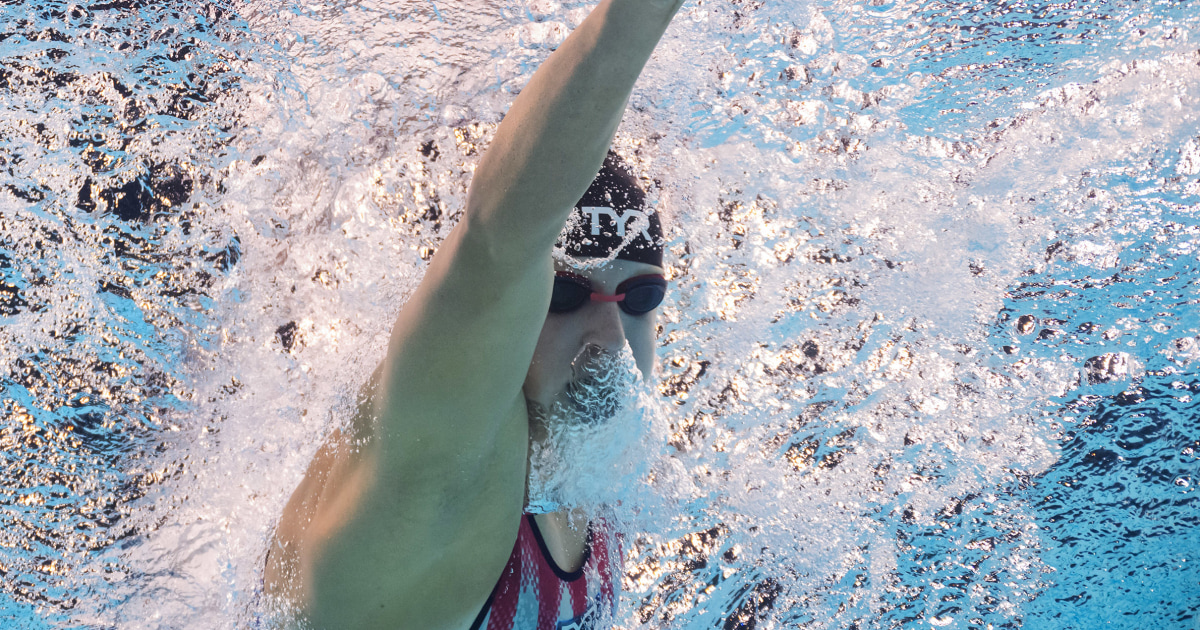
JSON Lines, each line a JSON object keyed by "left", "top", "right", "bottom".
{"left": 549, "top": 276, "right": 592, "bottom": 313}
{"left": 616, "top": 277, "right": 667, "bottom": 315}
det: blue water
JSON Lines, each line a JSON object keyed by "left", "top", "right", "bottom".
{"left": 0, "top": 0, "right": 1197, "bottom": 628}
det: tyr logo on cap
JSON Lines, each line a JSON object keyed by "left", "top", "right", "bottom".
{"left": 559, "top": 203, "right": 663, "bottom": 267}
{"left": 583, "top": 207, "right": 653, "bottom": 241}
{"left": 557, "top": 152, "right": 664, "bottom": 267}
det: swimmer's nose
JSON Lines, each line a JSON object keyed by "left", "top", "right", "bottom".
{"left": 580, "top": 296, "right": 627, "bottom": 354}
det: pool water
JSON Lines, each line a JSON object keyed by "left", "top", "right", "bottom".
{"left": 0, "top": 0, "right": 1197, "bottom": 628}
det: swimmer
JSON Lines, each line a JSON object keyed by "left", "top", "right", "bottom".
{"left": 263, "top": 0, "right": 685, "bottom": 627}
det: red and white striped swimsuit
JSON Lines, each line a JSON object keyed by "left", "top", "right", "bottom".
{"left": 469, "top": 514, "right": 617, "bottom": 630}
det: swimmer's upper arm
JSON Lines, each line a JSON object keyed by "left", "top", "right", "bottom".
{"left": 266, "top": 363, "right": 531, "bottom": 629}
{"left": 262, "top": 194, "right": 558, "bottom": 630}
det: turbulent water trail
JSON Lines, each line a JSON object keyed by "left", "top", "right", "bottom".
{"left": 0, "top": 0, "right": 1197, "bottom": 628}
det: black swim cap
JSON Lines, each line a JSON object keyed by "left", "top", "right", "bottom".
{"left": 558, "top": 153, "right": 664, "bottom": 267}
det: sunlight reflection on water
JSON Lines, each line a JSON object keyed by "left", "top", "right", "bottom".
{"left": 0, "top": 0, "right": 1197, "bottom": 627}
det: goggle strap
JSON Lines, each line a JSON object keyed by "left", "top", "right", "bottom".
{"left": 590, "top": 292, "right": 627, "bottom": 303}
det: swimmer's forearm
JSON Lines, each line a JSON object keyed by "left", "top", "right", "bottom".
{"left": 464, "top": 0, "right": 684, "bottom": 264}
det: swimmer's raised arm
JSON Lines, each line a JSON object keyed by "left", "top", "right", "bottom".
{"left": 467, "top": 0, "right": 685, "bottom": 266}
{"left": 264, "top": 1, "right": 684, "bottom": 628}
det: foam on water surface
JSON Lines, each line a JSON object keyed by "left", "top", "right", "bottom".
{"left": 0, "top": 0, "right": 1197, "bottom": 628}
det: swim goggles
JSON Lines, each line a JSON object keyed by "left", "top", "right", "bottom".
{"left": 550, "top": 273, "right": 667, "bottom": 316}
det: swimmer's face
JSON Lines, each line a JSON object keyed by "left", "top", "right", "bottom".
{"left": 523, "top": 258, "right": 662, "bottom": 442}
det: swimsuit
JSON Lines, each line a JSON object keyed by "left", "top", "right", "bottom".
{"left": 250, "top": 515, "right": 617, "bottom": 628}
{"left": 469, "top": 514, "right": 617, "bottom": 630}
